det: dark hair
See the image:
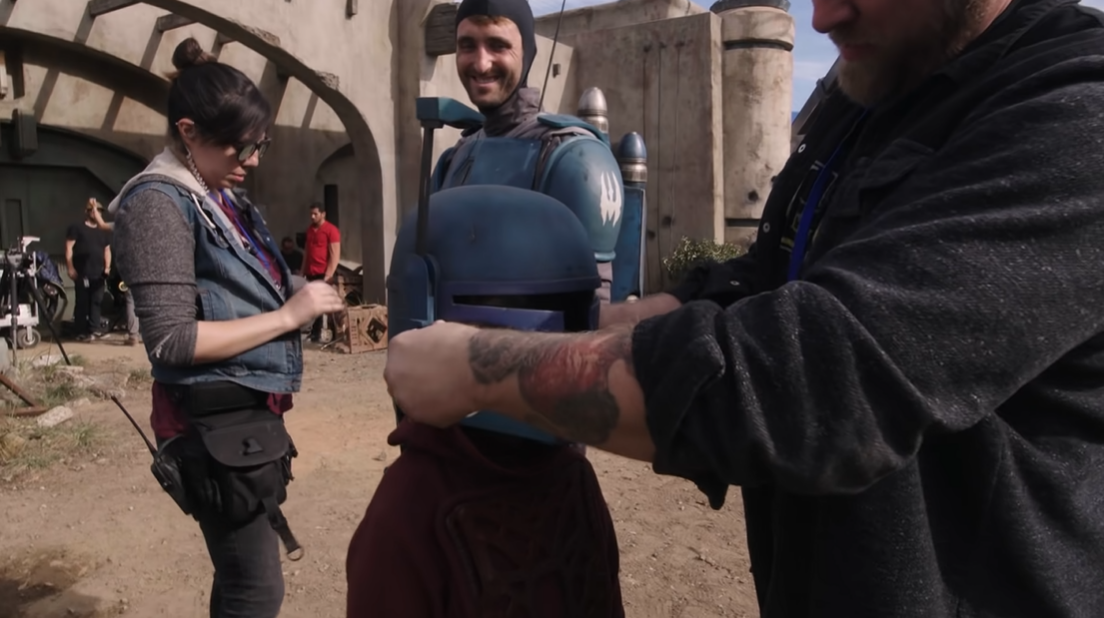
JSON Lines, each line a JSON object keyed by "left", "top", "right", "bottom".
{"left": 309, "top": 202, "right": 324, "bottom": 212}
{"left": 167, "top": 38, "right": 272, "bottom": 148}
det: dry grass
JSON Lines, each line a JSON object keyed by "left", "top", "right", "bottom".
{"left": 126, "top": 367, "right": 151, "bottom": 388}
{"left": 0, "top": 416, "right": 103, "bottom": 481}
{"left": 0, "top": 363, "right": 92, "bottom": 412}
{"left": 0, "top": 354, "right": 114, "bottom": 483}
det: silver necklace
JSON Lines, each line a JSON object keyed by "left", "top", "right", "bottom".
{"left": 185, "top": 149, "right": 212, "bottom": 196}
{"left": 185, "top": 150, "right": 282, "bottom": 290}
{"left": 186, "top": 148, "right": 251, "bottom": 248}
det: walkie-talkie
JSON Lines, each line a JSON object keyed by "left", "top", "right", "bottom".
{"left": 115, "top": 397, "right": 193, "bottom": 516}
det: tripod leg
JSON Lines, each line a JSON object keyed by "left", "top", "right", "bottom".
{"left": 29, "top": 284, "right": 69, "bottom": 366}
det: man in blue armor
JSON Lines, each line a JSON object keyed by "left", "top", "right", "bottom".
{"left": 345, "top": 1, "right": 626, "bottom": 616}
{"left": 432, "top": 0, "right": 623, "bottom": 300}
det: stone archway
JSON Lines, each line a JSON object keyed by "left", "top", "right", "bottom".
{"left": 2, "top": 1, "right": 387, "bottom": 299}
{"left": 136, "top": 0, "right": 387, "bottom": 301}
{"left": 0, "top": 26, "right": 170, "bottom": 160}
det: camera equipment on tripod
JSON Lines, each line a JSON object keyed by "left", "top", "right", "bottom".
{"left": 0, "top": 236, "right": 51, "bottom": 360}
{"left": 2, "top": 247, "right": 24, "bottom": 270}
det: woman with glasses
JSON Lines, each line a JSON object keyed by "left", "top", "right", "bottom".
{"left": 106, "top": 38, "right": 344, "bottom": 618}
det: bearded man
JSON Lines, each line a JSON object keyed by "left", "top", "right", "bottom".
{"left": 345, "top": 0, "right": 625, "bottom": 616}
{"left": 385, "top": 0, "right": 1104, "bottom": 616}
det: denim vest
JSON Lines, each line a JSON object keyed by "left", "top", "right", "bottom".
{"left": 122, "top": 179, "right": 303, "bottom": 393}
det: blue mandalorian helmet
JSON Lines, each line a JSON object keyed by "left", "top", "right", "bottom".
{"left": 387, "top": 184, "right": 601, "bottom": 444}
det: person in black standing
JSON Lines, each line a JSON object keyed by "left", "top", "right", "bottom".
{"left": 279, "top": 236, "right": 303, "bottom": 274}
{"left": 65, "top": 198, "right": 112, "bottom": 342}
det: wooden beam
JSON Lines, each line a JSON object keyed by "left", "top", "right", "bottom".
{"left": 425, "top": 3, "right": 458, "bottom": 57}
{"left": 0, "top": 48, "right": 26, "bottom": 100}
{"left": 5, "top": 406, "right": 48, "bottom": 418}
{"left": 155, "top": 14, "right": 196, "bottom": 33}
{"left": 0, "top": 373, "right": 40, "bottom": 408}
{"left": 88, "top": 0, "right": 140, "bottom": 18}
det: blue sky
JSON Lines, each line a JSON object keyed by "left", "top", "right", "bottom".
{"left": 529, "top": 0, "right": 1104, "bottom": 109}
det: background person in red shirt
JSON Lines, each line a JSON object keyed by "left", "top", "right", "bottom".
{"left": 300, "top": 202, "right": 341, "bottom": 342}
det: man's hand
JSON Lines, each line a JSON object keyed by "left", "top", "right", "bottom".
{"left": 68, "top": 266, "right": 78, "bottom": 281}
{"left": 384, "top": 321, "right": 485, "bottom": 427}
{"left": 599, "top": 293, "right": 682, "bottom": 329}
{"left": 92, "top": 209, "right": 112, "bottom": 231}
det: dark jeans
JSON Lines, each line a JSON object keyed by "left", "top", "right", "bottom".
{"left": 161, "top": 433, "right": 286, "bottom": 618}
{"left": 72, "top": 274, "right": 105, "bottom": 336}
{"left": 197, "top": 512, "right": 286, "bottom": 618}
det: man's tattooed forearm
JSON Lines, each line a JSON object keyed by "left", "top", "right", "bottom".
{"left": 467, "top": 330, "right": 543, "bottom": 384}
{"left": 467, "top": 329, "right": 635, "bottom": 444}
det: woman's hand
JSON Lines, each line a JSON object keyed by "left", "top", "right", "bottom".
{"left": 193, "top": 281, "right": 345, "bottom": 364}
{"left": 279, "top": 281, "right": 346, "bottom": 330}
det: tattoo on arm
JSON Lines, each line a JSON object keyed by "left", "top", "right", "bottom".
{"left": 468, "top": 328, "right": 635, "bottom": 444}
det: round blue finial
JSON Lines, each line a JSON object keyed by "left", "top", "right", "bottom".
{"left": 617, "top": 132, "right": 647, "bottom": 162}
{"left": 617, "top": 132, "right": 647, "bottom": 184}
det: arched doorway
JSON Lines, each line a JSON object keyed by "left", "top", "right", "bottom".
{"left": 313, "top": 143, "right": 360, "bottom": 263}
{"left": 0, "top": 122, "right": 147, "bottom": 323}
{"left": 0, "top": 123, "right": 146, "bottom": 261}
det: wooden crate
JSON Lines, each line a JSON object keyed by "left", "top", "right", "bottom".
{"left": 333, "top": 271, "right": 363, "bottom": 304}
{"left": 345, "top": 304, "right": 388, "bottom": 353}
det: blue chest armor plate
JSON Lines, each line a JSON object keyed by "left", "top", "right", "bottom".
{"left": 438, "top": 138, "right": 544, "bottom": 190}
{"left": 434, "top": 118, "right": 625, "bottom": 263}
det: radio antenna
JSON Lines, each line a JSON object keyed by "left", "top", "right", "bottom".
{"left": 538, "top": 0, "right": 568, "bottom": 110}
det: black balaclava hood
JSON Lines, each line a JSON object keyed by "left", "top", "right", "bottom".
{"left": 455, "top": 0, "right": 538, "bottom": 91}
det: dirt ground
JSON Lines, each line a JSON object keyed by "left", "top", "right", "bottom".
{"left": 0, "top": 337, "right": 758, "bottom": 618}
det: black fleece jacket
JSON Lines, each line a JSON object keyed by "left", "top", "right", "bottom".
{"left": 631, "top": 1, "right": 1104, "bottom": 616}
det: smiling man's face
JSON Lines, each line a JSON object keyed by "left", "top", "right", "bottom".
{"left": 813, "top": 0, "right": 992, "bottom": 106}
{"left": 456, "top": 15, "right": 525, "bottom": 110}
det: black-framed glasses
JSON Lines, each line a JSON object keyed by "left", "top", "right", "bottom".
{"left": 236, "top": 137, "right": 271, "bottom": 162}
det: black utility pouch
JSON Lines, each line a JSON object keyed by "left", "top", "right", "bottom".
{"left": 180, "top": 382, "right": 303, "bottom": 560}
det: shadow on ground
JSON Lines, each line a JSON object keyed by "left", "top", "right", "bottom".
{"left": 0, "top": 547, "right": 115, "bottom": 618}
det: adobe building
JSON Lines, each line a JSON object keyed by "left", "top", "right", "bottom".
{"left": 0, "top": 0, "right": 794, "bottom": 302}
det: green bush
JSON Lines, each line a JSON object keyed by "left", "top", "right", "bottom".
{"left": 662, "top": 236, "right": 746, "bottom": 282}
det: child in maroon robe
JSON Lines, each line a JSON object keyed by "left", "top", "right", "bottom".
{"left": 346, "top": 420, "right": 623, "bottom": 617}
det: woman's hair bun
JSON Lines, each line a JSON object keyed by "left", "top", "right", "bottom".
{"left": 171, "top": 38, "right": 216, "bottom": 71}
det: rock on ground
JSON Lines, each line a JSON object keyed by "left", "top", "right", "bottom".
{"left": 36, "top": 406, "right": 74, "bottom": 428}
